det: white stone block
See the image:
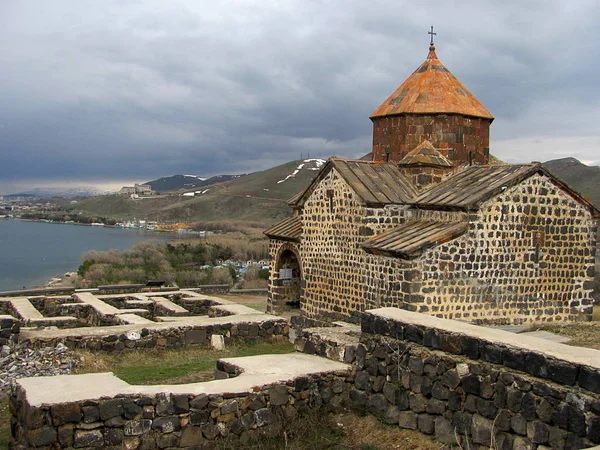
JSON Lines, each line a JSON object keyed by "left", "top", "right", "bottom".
{"left": 211, "top": 334, "right": 225, "bottom": 350}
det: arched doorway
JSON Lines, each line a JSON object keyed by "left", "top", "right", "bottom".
{"left": 267, "top": 243, "right": 302, "bottom": 314}
{"left": 275, "top": 249, "right": 302, "bottom": 309}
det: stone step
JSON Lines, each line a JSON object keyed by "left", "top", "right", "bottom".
{"left": 295, "top": 324, "right": 361, "bottom": 363}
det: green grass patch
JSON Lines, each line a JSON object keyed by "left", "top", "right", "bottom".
{"left": 77, "top": 339, "right": 294, "bottom": 385}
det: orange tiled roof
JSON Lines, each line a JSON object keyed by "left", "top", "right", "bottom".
{"left": 371, "top": 45, "right": 494, "bottom": 120}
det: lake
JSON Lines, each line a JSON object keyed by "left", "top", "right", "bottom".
{"left": 0, "top": 220, "right": 173, "bottom": 291}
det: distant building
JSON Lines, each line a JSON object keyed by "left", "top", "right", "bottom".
{"left": 119, "top": 183, "right": 153, "bottom": 196}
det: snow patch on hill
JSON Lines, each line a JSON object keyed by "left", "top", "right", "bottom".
{"left": 277, "top": 159, "right": 326, "bottom": 184}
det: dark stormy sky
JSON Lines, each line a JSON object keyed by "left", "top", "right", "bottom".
{"left": 1, "top": 0, "right": 599, "bottom": 194}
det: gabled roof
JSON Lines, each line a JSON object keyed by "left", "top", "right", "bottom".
{"left": 290, "top": 158, "right": 418, "bottom": 208}
{"left": 362, "top": 220, "right": 468, "bottom": 259}
{"left": 286, "top": 159, "right": 600, "bottom": 218}
{"left": 264, "top": 215, "right": 302, "bottom": 242}
{"left": 398, "top": 140, "right": 452, "bottom": 167}
{"left": 414, "top": 163, "right": 600, "bottom": 217}
{"left": 371, "top": 45, "right": 494, "bottom": 120}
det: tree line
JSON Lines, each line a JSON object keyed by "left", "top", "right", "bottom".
{"left": 77, "top": 241, "right": 235, "bottom": 288}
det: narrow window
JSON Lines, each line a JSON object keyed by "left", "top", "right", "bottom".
{"left": 532, "top": 231, "right": 545, "bottom": 263}
{"left": 327, "top": 189, "right": 334, "bottom": 213}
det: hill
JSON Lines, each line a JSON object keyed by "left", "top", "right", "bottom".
{"left": 145, "top": 174, "right": 243, "bottom": 192}
{"left": 65, "top": 157, "right": 600, "bottom": 227}
{"left": 543, "top": 158, "right": 600, "bottom": 207}
{"left": 70, "top": 159, "right": 325, "bottom": 226}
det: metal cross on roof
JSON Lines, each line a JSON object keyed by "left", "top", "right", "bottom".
{"left": 428, "top": 26, "right": 436, "bottom": 46}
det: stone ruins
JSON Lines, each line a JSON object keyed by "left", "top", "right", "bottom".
{"left": 7, "top": 306, "right": 600, "bottom": 449}
{"left": 0, "top": 287, "right": 288, "bottom": 352}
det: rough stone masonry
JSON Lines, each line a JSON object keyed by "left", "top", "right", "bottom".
{"left": 10, "top": 308, "right": 600, "bottom": 449}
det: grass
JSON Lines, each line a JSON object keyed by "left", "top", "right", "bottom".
{"left": 0, "top": 397, "right": 9, "bottom": 449}
{"left": 538, "top": 304, "right": 600, "bottom": 350}
{"left": 76, "top": 338, "right": 294, "bottom": 385}
{"left": 214, "top": 410, "right": 441, "bottom": 450}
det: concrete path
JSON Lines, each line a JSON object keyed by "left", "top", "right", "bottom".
{"left": 18, "top": 353, "right": 350, "bottom": 406}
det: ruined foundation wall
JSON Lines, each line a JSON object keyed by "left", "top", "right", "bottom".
{"left": 22, "top": 318, "right": 289, "bottom": 352}
{"left": 0, "top": 315, "right": 19, "bottom": 346}
{"left": 10, "top": 372, "right": 352, "bottom": 449}
{"left": 352, "top": 309, "right": 600, "bottom": 449}
{"left": 294, "top": 308, "right": 600, "bottom": 449}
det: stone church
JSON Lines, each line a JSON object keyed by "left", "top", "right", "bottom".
{"left": 265, "top": 40, "right": 599, "bottom": 325}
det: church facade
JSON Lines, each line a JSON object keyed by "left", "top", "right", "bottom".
{"left": 265, "top": 42, "right": 599, "bottom": 325}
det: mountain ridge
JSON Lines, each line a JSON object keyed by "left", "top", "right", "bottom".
{"left": 543, "top": 157, "right": 600, "bottom": 208}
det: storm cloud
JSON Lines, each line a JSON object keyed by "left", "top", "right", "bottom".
{"left": 1, "top": 0, "right": 599, "bottom": 193}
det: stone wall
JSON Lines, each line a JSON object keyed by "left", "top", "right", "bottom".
{"left": 22, "top": 318, "right": 289, "bottom": 352}
{"left": 371, "top": 114, "right": 491, "bottom": 166}
{"left": 300, "top": 308, "right": 600, "bottom": 449}
{"left": 414, "top": 173, "right": 596, "bottom": 324}
{"left": 10, "top": 307, "right": 600, "bottom": 449}
{"left": 279, "top": 168, "right": 596, "bottom": 325}
{"left": 0, "top": 315, "right": 19, "bottom": 346}
{"left": 184, "top": 285, "right": 231, "bottom": 295}
{"left": 0, "top": 287, "right": 76, "bottom": 298}
{"left": 10, "top": 371, "right": 351, "bottom": 449}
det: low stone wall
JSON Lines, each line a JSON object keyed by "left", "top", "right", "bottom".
{"left": 0, "top": 287, "right": 75, "bottom": 298}
{"left": 21, "top": 318, "right": 289, "bottom": 352}
{"left": 173, "top": 297, "right": 215, "bottom": 315}
{"left": 10, "top": 355, "right": 351, "bottom": 449}
{"left": 184, "top": 285, "right": 231, "bottom": 295}
{"left": 351, "top": 309, "right": 600, "bottom": 449}
{"left": 0, "top": 315, "right": 19, "bottom": 346}
{"left": 97, "top": 285, "right": 146, "bottom": 294}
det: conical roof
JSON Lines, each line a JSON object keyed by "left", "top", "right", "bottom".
{"left": 371, "top": 45, "right": 494, "bottom": 120}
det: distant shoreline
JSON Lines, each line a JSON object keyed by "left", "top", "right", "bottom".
{"left": 0, "top": 220, "right": 175, "bottom": 292}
